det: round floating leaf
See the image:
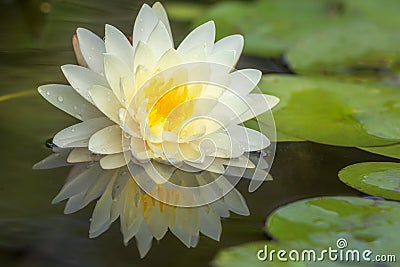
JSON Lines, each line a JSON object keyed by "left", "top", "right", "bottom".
{"left": 195, "top": 0, "right": 358, "bottom": 57}
{"left": 259, "top": 75, "right": 400, "bottom": 146}
{"left": 359, "top": 144, "right": 400, "bottom": 160}
{"left": 339, "top": 162, "right": 400, "bottom": 200}
{"left": 354, "top": 110, "right": 400, "bottom": 140}
{"left": 266, "top": 197, "right": 400, "bottom": 257}
{"left": 286, "top": 22, "right": 400, "bottom": 74}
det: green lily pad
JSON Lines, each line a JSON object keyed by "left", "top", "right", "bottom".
{"left": 339, "top": 162, "right": 400, "bottom": 200}
{"left": 354, "top": 110, "right": 400, "bottom": 140}
{"left": 259, "top": 75, "right": 400, "bottom": 146}
{"left": 195, "top": 0, "right": 357, "bottom": 57}
{"left": 266, "top": 197, "right": 400, "bottom": 258}
{"left": 359, "top": 144, "right": 400, "bottom": 160}
{"left": 286, "top": 22, "right": 400, "bottom": 74}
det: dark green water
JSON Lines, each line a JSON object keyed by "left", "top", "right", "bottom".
{"left": 0, "top": 0, "right": 394, "bottom": 266}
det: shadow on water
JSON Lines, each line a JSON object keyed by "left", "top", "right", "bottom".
{"left": 0, "top": 0, "right": 398, "bottom": 266}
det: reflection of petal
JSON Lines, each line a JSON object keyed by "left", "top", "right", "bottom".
{"left": 33, "top": 148, "right": 71, "bottom": 170}
{"left": 52, "top": 162, "right": 103, "bottom": 204}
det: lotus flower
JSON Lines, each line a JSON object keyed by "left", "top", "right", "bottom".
{"left": 35, "top": 2, "right": 279, "bottom": 257}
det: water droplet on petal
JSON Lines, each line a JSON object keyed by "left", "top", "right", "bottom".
{"left": 73, "top": 106, "right": 78, "bottom": 110}
{"left": 46, "top": 91, "right": 50, "bottom": 96}
{"left": 71, "top": 128, "right": 75, "bottom": 133}
{"left": 57, "top": 96, "right": 64, "bottom": 102}
{"left": 76, "top": 114, "right": 83, "bottom": 120}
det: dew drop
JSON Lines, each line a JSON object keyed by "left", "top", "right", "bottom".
{"left": 57, "top": 96, "right": 64, "bottom": 102}
{"left": 71, "top": 128, "right": 75, "bottom": 133}
{"left": 139, "top": 18, "right": 143, "bottom": 22}
{"left": 46, "top": 91, "right": 50, "bottom": 96}
{"left": 76, "top": 114, "right": 83, "bottom": 120}
{"left": 91, "top": 47, "right": 95, "bottom": 51}
{"left": 73, "top": 106, "right": 78, "bottom": 110}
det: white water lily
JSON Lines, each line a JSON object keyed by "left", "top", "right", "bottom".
{"left": 35, "top": 2, "right": 278, "bottom": 258}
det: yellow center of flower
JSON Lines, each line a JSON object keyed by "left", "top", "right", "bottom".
{"left": 148, "top": 85, "right": 189, "bottom": 132}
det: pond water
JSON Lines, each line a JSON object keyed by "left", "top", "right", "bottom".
{"left": 0, "top": 0, "right": 396, "bottom": 266}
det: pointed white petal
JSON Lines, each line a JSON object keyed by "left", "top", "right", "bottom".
{"left": 61, "top": 64, "right": 108, "bottom": 103}
{"left": 76, "top": 28, "right": 106, "bottom": 74}
{"left": 89, "top": 85, "right": 123, "bottom": 123}
{"left": 100, "top": 153, "right": 127, "bottom": 169}
{"left": 105, "top": 24, "right": 134, "bottom": 69}
{"left": 38, "top": 84, "right": 103, "bottom": 121}
{"left": 103, "top": 54, "right": 136, "bottom": 103}
{"left": 212, "top": 34, "right": 243, "bottom": 65}
{"left": 152, "top": 2, "right": 172, "bottom": 40}
{"left": 227, "top": 125, "right": 270, "bottom": 152}
{"left": 229, "top": 69, "right": 262, "bottom": 96}
{"left": 177, "top": 21, "right": 215, "bottom": 56}
{"left": 53, "top": 117, "right": 113, "bottom": 148}
{"left": 67, "top": 147, "right": 100, "bottom": 163}
{"left": 208, "top": 50, "right": 236, "bottom": 68}
{"left": 88, "top": 125, "right": 123, "bottom": 154}
{"left": 133, "top": 41, "right": 155, "bottom": 75}
{"left": 132, "top": 4, "right": 158, "bottom": 50}
{"left": 147, "top": 21, "right": 173, "bottom": 61}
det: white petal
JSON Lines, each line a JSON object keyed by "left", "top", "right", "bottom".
{"left": 235, "top": 94, "right": 280, "bottom": 123}
{"left": 76, "top": 28, "right": 106, "bottom": 74}
{"left": 132, "top": 4, "right": 158, "bottom": 50}
{"left": 227, "top": 125, "right": 270, "bottom": 151}
{"left": 200, "top": 132, "right": 244, "bottom": 158}
{"left": 155, "top": 48, "right": 181, "bottom": 71}
{"left": 105, "top": 24, "right": 134, "bottom": 69}
{"left": 147, "top": 21, "right": 173, "bottom": 61}
{"left": 208, "top": 50, "right": 236, "bottom": 68}
{"left": 100, "top": 153, "right": 126, "bottom": 169}
{"left": 61, "top": 64, "right": 108, "bottom": 103}
{"left": 52, "top": 162, "right": 102, "bottom": 204}
{"left": 38, "top": 84, "right": 103, "bottom": 121}
{"left": 133, "top": 41, "right": 155, "bottom": 75}
{"left": 88, "top": 125, "right": 123, "bottom": 154}
{"left": 177, "top": 21, "right": 215, "bottom": 56}
{"left": 67, "top": 147, "right": 100, "bottom": 163}
{"left": 53, "top": 117, "right": 113, "bottom": 148}
{"left": 103, "top": 54, "right": 136, "bottom": 103}
{"left": 89, "top": 85, "right": 123, "bottom": 123}
{"left": 228, "top": 69, "right": 262, "bottom": 96}
{"left": 152, "top": 2, "right": 172, "bottom": 40}
{"left": 212, "top": 34, "right": 243, "bottom": 66}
